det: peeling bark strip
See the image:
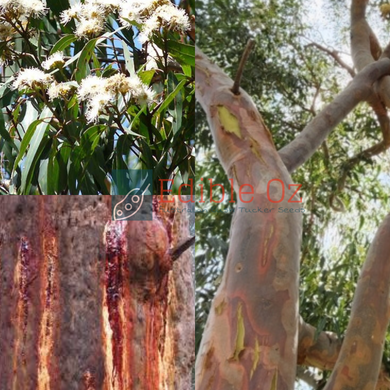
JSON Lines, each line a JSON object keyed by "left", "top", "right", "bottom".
{"left": 195, "top": 47, "right": 302, "bottom": 389}
{"left": 0, "top": 196, "right": 194, "bottom": 390}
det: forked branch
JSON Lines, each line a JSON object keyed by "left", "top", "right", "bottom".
{"left": 278, "top": 57, "right": 390, "bottom": 173}
{"left": 298, "top": 317, "right": 390, "bottom": 389}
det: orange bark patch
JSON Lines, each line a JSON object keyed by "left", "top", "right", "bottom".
{"left": 37, "top": 222, "right": 59, "bottom": 390}
{"left": 261, "top": 220, "right": 277, "bottom": 268}
{"left": 204, "top": 346, "right": 215, "bottom": 370}
{"left": 341, "top": 365, "right": 354, "bottom": 381}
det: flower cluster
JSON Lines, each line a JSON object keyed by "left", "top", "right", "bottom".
{"left": 131, "top": 3, "right": 191, "bottom": 43}
{"left": 47, "top": 82, "right": 77, "bottom": 101}
{"left": 60, "top": 0, "right": 119, "bottom": 38}
{"left": 12, "top": 68, "right": 53, "bottom": 91}
{"left": 78, "top": 73, "right": 155, "bottom": 122}
{"left": 42, "top": 52, "right": 65, "bottom": 70}
{"left": 60, "top": 0, "right": 190, "bottom": 41}
{"left": 0, "top": 0, "right": 47, "bottom": 21}
{"left": 12, "top": 67, "right": 155, "bottom": 123}
{"left": 0, "top": 0, "right": 47, "bottom": 64}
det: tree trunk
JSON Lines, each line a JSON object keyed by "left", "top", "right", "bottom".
{"left": 0, "top": 196, "right": 194, "bottom": 390}
{"left": 195, "top": 46, "right": 302, "bottom": 390}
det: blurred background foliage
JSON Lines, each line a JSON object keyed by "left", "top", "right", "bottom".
{"left": 0, "top": 0, "right": 194, "bottom": 194}
{"left": 195, "top": 0, "right": 390, "bottom": 384}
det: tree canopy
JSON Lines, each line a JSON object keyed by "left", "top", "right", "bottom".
{"left": 196, "top": 0, "right": 390, "bottom": 387}
{"left": 0, "top": 0, "right": 195, "bottom": 194}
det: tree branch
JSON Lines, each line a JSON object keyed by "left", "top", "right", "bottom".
{"left": 306, "top": 42, "right": 355, "bottom": 77}
{"left": 322, "top": 212, "right": 390, "bottom": 389}
{"left": 170, "top": 236, "right": 195, "bottom": 261}
{"left": 304, "top": 11, "right": 390, "bottom": 188}
{"left": 328, "top": 0, "right": 390, "bottom": 196}
{"left": 298, "top": 317, "right": 390, "bottom": 389}
{"left": 298, "top": 317, "right": 342, "bottom": 371}
{"left": 351, "top": 0, "right": 381, "bottom": 71}
{"left": 231, "top": 39, "right": 255, "bottom": 95}
{"left": 278, "top": 58, "right": 390, "bottom": 173}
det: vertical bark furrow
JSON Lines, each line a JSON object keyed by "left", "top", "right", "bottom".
{"left": 12, "top": 236, "right": 41, "bottom": 390}
{"left": 37, "top": 203, "right": 59, "bottom": 390}
{"left": 103, "top": 222, "right": 126, "bottom": 389}
{"left": 102, "top": 221, "right": 132, "bottom": 390}
{"left": 55, "top": 197, "right": 106, "bottom": 390}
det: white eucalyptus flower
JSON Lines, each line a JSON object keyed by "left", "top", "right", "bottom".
{"left": 127, "top": 75, "right": 155, "bottom": 105}
{"left": 47, "top": 82, "right": 76, "bottom": 101}
{"left": 75, "top": 17, "right": 105, "bottom": 38}
{"left": 12, "top": 68, "right": 53, "bottom": 91}
{"left": 136, "top": 3, "right": 190, "bottom": 43}
{"left": 0, "top": 0, "right": 47, "bottom": 20}
{"left": 78, "top": 75, "right": 108, "bottom": 101}
{"left": 88, "top": 0, "right": 120, "bottom": 13}
{"left": 86, "top": 92, "right": 112, "bottom": 122}
{"left": 119, "top": 0, "right": 162, "bottom": 26}
{"left": 60, "top": 2, "right": 83, "bottom": 24}
{"left": 157, "top": 4, "right": 190, "bottom": 32}
{"left": 42, "top": 52, "right": 65, "bottom": 70}
{"left": 105, "top": 73, "right": 132, "bottom": 95}
{"left": 82, "top": 2, "right": 105, "bottom": 20}
{"left": 19, "top": 0, "right": 47, "bottom": 18}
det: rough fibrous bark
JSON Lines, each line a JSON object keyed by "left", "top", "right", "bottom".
{"left": 0, "top": 196, "right": 194, "bottom": 390}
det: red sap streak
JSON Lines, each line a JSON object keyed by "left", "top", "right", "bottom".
{"left": 104, "top": 222, "right": 127, "bottom": 389}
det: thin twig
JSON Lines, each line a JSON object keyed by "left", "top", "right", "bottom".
{"left": 306, "top": 41, "right": 355, "bottom": 77}
{"left": 231, "top": 39, "right": 255, "bottom": 95}
{"left": 170, "top": 236, "right": 195, "bottom": 261}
